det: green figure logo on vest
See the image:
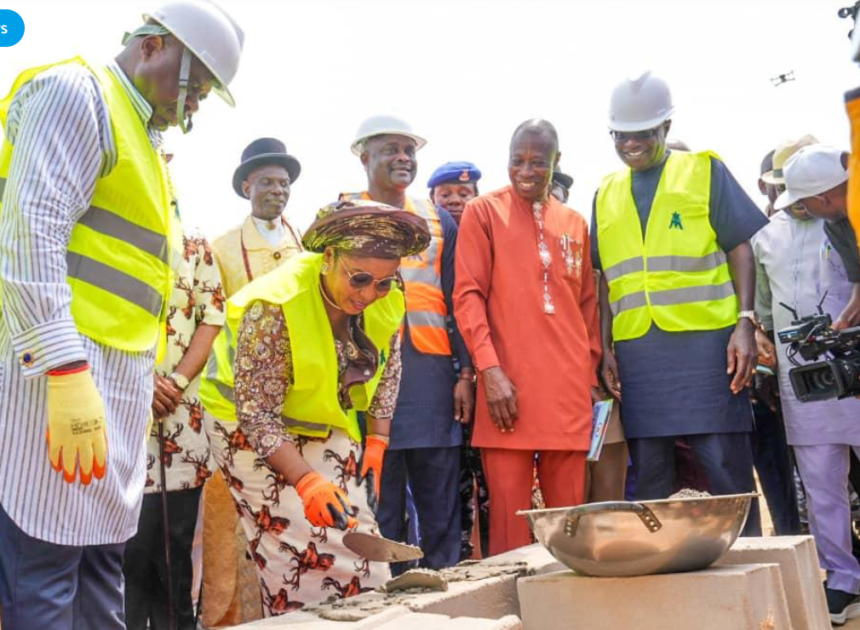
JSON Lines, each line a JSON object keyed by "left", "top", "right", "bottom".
{"left": 669, "top": 212, "right": 684, "bottom": 230}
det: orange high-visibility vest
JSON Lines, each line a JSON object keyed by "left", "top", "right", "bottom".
{"left": 340, "top": 192, "right": 452, "bottom": 356}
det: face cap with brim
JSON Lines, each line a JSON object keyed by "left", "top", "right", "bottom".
{"left": 761, "top": 134, "right": 819, "bottom": 185}
{"left": 232, "top": 137, "right": 301, "bottom": 198}
{"left": 303, "top": 199, "right": 431, "bottom": 258}
{"left": 427, "top": 161, "right": 482, "bottom": 188}
{"left": 773, "top": 144, "right": 848, "bottom": 210}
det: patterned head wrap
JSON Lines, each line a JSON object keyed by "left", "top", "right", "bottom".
{"left": 302, "top": 200, "right": 431, "bottom": 258}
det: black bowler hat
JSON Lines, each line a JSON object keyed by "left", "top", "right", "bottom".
{"left": 232, "top": 138, "right": 301, "bottom": 198}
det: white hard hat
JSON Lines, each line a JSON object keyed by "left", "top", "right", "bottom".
{"left": 145, "top": 0, "right": 244, "bottom": 107}
{"left": 351, "top": 115, "right": 427, "bottom": 156}
{"left": 608, "top": 70, "right": 674, "bottom": 132}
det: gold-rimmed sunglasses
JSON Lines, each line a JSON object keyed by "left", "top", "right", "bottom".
{"left": 340, "top": 258, "right": 402, "bottom": 293}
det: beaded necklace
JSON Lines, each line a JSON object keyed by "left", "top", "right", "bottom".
{"left": 532, "top": 200, "right": 555, "bottom": 315}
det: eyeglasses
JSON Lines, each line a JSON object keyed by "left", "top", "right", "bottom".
{"left": 609, "top": 128, "right": 661, "bottom": 143}
{"left": 341, "top": 258, "right": 401, "bottom": 293}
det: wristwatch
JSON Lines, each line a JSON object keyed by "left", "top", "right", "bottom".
{"left": 737, "top": 310, "right": 759, "bottom": 327}
{"left": 169, "top": 371, "right": 189, "bottom": 391}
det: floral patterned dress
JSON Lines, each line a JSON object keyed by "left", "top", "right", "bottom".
{"left": 204, "top": 301, "right": 401, "bottom": 615}
{"left": 146, "top": 231, "right": 225, "bottom": 492}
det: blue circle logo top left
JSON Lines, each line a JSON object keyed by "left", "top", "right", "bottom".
{"left": 0, "top": 10, "right": 25, "bottom": 47}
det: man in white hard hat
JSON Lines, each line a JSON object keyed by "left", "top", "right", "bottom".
{"left": 592, "top": 71, "right": 767, "bottom": 535}
{"left": 770, "top": 143, "right": 860, "bottom": 624}
{"left": 0, "top": 2, "right": 243, "bottom": 628}
{"left": 341, "top": 115, "right": 475, "bottom": 572}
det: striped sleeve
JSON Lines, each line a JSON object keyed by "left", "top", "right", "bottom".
{"left": 0, "top": 63, "right": 114, "bottom": 377}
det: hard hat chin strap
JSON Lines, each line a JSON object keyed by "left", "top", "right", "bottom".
{"left": 176, "top": 47, "right": 193, "bottom": 134}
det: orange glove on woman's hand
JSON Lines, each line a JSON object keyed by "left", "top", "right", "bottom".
{"left": 359, "top": 435, "right": 388, "bottom": 510}
{"left": 295, "top": 471, "right": 358, "bottom": 530}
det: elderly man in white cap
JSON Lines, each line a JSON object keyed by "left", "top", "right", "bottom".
{"left": 776, "top": 145, "right": 860, "bottom": 330}
{"left": 340, "top": 115, "right": 475, "bottom": 572}
{"left": 770, "top": 143, "right": 860, "bottom": 624}
{"left": 0, "top": 2, "right": 243, "bottom": 629}
{"left": 592, "top": 71, "right": 767, "bottom": 533}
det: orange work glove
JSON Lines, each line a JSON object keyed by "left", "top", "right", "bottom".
{"left": 359, "top": 435, "right": 388, "bottom": 511}
{"left": 295, "top": 471, "right": 358, "bottom": 530}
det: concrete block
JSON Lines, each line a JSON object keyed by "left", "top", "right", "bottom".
{"left": 226, "top": 609, "right": 523, "bottom": 630}
{"left": 485, "top": 543, "right": 566, "bottom": 576}
{"left": 224, "top": 605, "right": 410, "bottom": 629}
{"left": 373, "top": 613, "right": 523, "bottom": 630}
{"left": 719, "top": 536, "right": 829, "bottom": 630}
{"left": 401, "top": 545, "right": 562, "bottom": 619}
{"left": 517, "top": 564, "right": 792, "bottom": 630}
{"left": 398, "top": 573, "right": 520, "bottom": 619}
{"left": 226, "top": 544, "right": 556, "bottom": 628}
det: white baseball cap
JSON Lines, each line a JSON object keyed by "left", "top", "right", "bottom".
{"left": 773, "top": 144, "right": 848, "bottom": 210}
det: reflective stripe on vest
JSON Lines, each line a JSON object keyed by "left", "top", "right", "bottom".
{"left": 0, "top": 181, "right": 169, "bottom": 315}
{"left": 199, "top": 252, "right": 405, "bottom": 442}
{"left": 596, "top": 151, "right": 738, "bottom": 341}
{"left": 0, "top": 58, "right": 173, "bottom": 352}
{"left": 66, "top": 252, "right": 163, "bottom": 317}
{"left": 603, "top": 251, "right": 728, "bottom": 283}
{"left": 609, "top": 280, "right": 736, "bottom": 316}
{"left": 339, "top": 192, "right": 452, "bottom": 356}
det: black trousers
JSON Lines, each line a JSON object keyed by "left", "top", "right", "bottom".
{"left": 628, "top": 432, "right": 762, "bottom": 537}
{"left": 378, "top": 446, "right": 462, "bottom": 575}
{"left": 750, "top": 401, "right": 801, "bottom": 535}
{"left": 123, "top": 486, "right": 202, "bottom": 630}
{"left": 0, "top": 501, "right": 126, "bottom": 630}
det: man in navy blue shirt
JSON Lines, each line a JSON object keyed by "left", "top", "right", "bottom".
{"left": 343, "top": 118, "right": 475, "bottom": 572}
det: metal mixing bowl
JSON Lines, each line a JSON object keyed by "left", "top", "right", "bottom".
{"left": 518, "top": 493, "right": 755, "bottom": 577}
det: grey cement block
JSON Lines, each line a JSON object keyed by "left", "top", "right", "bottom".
{"left": 518, "top": 563, "right": 792, "bottom": 630}
{"left": 720, "top": 536, "right": 829, "bottom": 630}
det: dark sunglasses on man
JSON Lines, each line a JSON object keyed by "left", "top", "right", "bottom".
{"left": 610, "top": 127, "right": 661, "bottom": 143}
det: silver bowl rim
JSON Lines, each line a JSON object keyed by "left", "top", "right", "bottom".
{"left": 515, "top": 492, "right": 759, "bottom": 517}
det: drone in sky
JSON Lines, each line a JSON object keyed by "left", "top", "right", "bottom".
{"left": 771, "top": 71, "right": 796, "bottom": 87}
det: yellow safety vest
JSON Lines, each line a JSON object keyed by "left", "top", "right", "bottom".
{"left": 595, "top": 151, "right": 738, "bottom": 342}
{"left": 340, "top": 192, "right": 452, "bottom": 356}
{"left": 199, "top": 252, "right": 405, "bottom": 443}
{"left": 0, "top": 57, "right": 174, "bottom": 352}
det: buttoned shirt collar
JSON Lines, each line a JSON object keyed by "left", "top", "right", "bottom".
{"left": 106, "top": 61, "right": 162, "bottom": 147}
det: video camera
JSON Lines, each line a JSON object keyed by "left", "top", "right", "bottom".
{"left": 777, "top": 296, "right": 860, "bottom": 402}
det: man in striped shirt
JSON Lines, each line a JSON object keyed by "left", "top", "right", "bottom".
{"left": 0, "top": 3, "right": 243, "bottom": 629}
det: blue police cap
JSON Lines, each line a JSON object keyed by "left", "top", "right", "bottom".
{"left": 427, "top": 161, "right": 482, "bottom": 189}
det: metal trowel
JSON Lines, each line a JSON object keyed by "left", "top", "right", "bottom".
{"left": 343, "top": 532, "right": 424, "bottom": 563}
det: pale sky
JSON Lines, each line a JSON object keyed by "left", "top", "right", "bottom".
{"left": 3, "top": 0, "right": 859, "bottom": 239}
